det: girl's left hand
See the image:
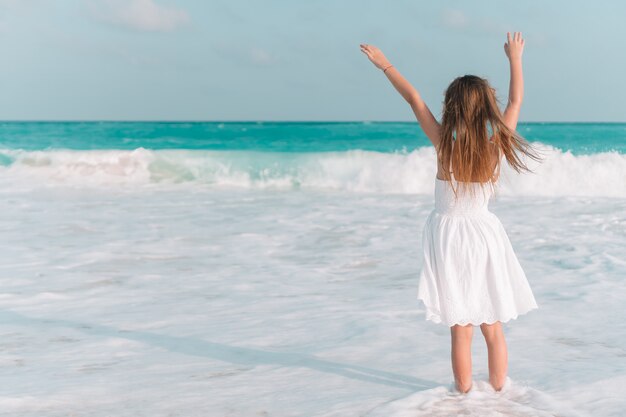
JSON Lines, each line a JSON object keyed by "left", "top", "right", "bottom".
{"left": 360, "top": 44, "right": 391, "bottom": 70}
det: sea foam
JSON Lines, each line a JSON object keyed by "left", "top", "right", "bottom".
{"left": 0, "top": 187, "right": 622, "bottom": 416}
{"left": 366, "top": 378, "right": 586, "bottom": 417}
{"left": 0, "top": 143, "right": 624, "bottom": 197}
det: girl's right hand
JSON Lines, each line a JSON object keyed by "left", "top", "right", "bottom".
{"left": 504, "top": 32, "right": 524, "bottom": 61}
{"left": 360, "top": 44, "right": 392, "bottom": 70}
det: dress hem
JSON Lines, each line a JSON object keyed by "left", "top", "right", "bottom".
{"left": 417, "top": 297, "right": 539, "bottom": 327}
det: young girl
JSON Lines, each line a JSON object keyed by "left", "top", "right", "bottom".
{"left": 360, "top": 32, "right": 540, "bottom": 394}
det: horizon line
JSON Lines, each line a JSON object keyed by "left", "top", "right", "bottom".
{"left": 1, "top": 120, "right": 625, "bottom": 124}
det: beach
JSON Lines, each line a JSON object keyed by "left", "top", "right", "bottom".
{"left": 0, "top": 122, "right": 625, "bottom": 416}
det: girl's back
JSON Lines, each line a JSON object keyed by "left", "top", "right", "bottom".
{"left": 361, "top": 31, "right": 541, "bottom": 394}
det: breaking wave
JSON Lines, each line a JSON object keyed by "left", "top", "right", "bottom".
{"left": 0, "top": 144, "right": 624, "bottom": 197}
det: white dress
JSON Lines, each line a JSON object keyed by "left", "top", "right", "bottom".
{"left": 416, "top": 176, "right": 538, "bottom": 326}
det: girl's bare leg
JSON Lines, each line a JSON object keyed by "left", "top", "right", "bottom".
{"left": 480, "top": 321, "right": 508, "bottom": 391}
{"left": 450, "top": 324, "right": 474, "bottom": 393}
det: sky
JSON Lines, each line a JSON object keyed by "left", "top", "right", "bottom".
{"left": 0, "top": 0, "right": 625, "bottom": 122}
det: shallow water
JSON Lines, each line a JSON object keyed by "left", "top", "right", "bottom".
{"left": 0, "top": 184, "right": 624, "bottom": 416}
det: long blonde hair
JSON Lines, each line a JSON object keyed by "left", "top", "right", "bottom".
{"left": 438, "top": 75, "right": 542, "bottom": 196}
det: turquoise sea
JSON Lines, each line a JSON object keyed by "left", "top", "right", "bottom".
{"left": 0, "top": 121, "right": 625, "bottom": 154}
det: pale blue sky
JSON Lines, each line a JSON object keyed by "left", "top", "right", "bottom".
{"left": 0, "top": 0, "right": 624, "bottom": 121}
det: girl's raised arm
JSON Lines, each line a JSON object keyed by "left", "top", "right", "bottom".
{"left": 360, "top": 44, "right": 441, "bottom": 147}
{"left": 503, "top": 32, "right": 525, "bottom": 130}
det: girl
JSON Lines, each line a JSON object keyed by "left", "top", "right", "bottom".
{"left": 360, "top": 32, "right": 540, "bottom": 393}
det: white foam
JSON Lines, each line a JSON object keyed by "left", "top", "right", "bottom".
{"left": 0, "top": 144, "right": 624, "bottom": 196}
{"left": 366, "top": 378, "right": 586, "bottom": 417}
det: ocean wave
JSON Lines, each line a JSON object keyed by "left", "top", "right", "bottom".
{"left": 0, "top": 144, "right": 624, "bottom": 197}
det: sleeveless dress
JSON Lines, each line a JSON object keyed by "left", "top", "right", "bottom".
{"left": 416, "top": 176, "right": 538, "bottom": 326}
